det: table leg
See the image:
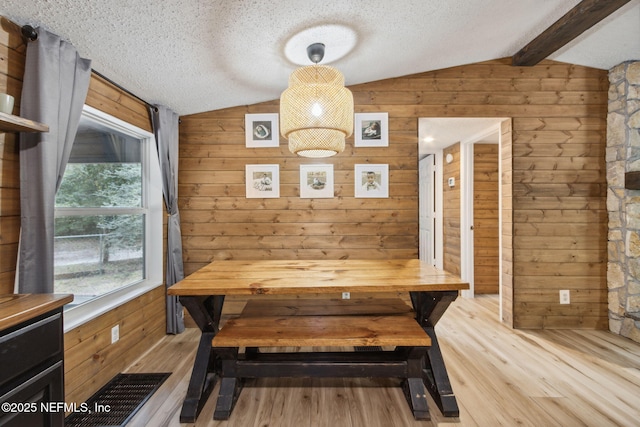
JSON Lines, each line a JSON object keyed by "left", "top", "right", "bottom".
{"left": 178, "top": 296, "right": 225, "bottom": 423}
{"left": 410, "top": 291, "right": 460, "bottom": 417}
{"left": 423, "top": 326, "right": 459, "bottom": 416}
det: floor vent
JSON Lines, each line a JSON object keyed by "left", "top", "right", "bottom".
{"left": 354, "top": 346, "right": 384, "bottom": 352}
{"left": 64, "top": 372, "right": 170, "bottom": 427}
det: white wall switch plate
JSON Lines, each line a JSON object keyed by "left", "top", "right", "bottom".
{"left": 342, "top": 292, "right": 350, "bottom": 299}
{"left": 559, "top": 290, "right": 570, "bottom": 305}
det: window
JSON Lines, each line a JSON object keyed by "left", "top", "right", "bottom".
{"left": 55, "top": 105, "right": 163, "bottom": 331}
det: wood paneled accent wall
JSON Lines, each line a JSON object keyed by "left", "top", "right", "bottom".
{"left": 0, "top": 16, "right": 166, "bottom": 404}
{"left": 178, "top": 111, "right": 419, "bottom": 274}
{"left": 473, "top": 143, "right": 499, "bottom": 294}
{"left": 180, "top": 58, "right": 608, "bottom": 329}
{"left": 442, "top": 143, "right": 461, "bottom": 276}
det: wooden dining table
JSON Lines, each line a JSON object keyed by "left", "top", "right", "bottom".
{"left": 167, "top": 259, "right": 469, "bottom": 423}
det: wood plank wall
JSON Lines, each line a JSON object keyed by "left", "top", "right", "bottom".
{"left": 178, "top": 110, "right": 419, "bottom": 273}
{"left": 0, "top": 16, "right": 166, "bottom": 404}
{"left": 473, "top": 143, "right": 499, "bottom": 294}
{"left": 64, "top": 286, "right": 165, "bottom": 406}
{"left": 442, "top": 143, "right": 461, "bottom": 276}
{"left": 180, "top": 58, "right": 608, "bottom": 329}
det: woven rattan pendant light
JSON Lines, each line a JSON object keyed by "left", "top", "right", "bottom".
{"left": 280, "top": 43, "right": 353, "bottom": 157}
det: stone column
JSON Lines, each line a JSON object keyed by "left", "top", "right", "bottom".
{"left": 607, "top": 61, "right": 640, "bottom": 343}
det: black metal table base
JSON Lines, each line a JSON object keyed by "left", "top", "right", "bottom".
{"left": 178, "top": 296, "right": 224, "bottom": 423}
{"left": 411, "top": 290, "right": 461, "bottom": 417}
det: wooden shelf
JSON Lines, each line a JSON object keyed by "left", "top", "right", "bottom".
{"left": 0, "top": 111, "right": 49, "bottom": 133}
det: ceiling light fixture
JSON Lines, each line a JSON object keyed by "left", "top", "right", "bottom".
{"left": 280, "top": 43, "right": 354, "bottom": 157}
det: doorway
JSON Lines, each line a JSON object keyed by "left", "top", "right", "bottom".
{"left": 418, "top": 118, "right": 505, "bottom": 300}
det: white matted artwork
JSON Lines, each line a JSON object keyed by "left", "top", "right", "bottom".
{"left": 246, "top": 164, "right": 280, "bottom": 198}
{"left": 300, "top": 164, "right": 334, "bottom": 198}
{"left": 245, "top": 113, "right": 279, "bottom": 147}
{"left": 354, "top": 164, "right": 389, "bottom": 198}
{"left": 354, "top": 112, "right": 388, "bottom": 147}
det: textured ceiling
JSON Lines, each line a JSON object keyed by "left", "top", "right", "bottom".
{"left": 1, "top": 0, "right": 639, "bottom": 117}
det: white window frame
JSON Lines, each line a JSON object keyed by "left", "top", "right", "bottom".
{"left": 60, "top": 105, "right": 163, "bottom": 332}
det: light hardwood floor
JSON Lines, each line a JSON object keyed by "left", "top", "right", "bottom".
{"left": 122, "top": 295, "right": 640, "bottom": 426}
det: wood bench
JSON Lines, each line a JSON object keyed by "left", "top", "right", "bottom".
{"left": 211, "top": 298, "right": 432, "bottom": 420}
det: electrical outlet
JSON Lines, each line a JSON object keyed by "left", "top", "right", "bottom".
{"left": 342, "top": 292, "right": 350, "bottom": 300}
{"left": 111, "top": 325, "right": 120, "bottom": 344}
{"left": 559, "top": 290, "right": 570, "bottom": 305}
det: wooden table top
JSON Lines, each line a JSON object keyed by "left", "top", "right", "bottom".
{"left": 168, "top": 259, "right": 469, "bottom": 296}
{"left": 0, "top": 294, "right": 74, "bottom": 331}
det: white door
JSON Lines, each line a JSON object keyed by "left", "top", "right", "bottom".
{"left": 419, "top": 155, "right": 436, "bottom": 266}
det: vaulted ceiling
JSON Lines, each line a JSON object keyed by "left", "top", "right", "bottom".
{"left": 2, "top": 1, "right": 639, "bottom": 116}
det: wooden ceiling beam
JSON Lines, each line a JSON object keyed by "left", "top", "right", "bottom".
{"left": 512, "top": 0, "right": 632, "bottom": 66}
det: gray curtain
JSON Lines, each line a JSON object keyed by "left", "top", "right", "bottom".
{"left": 151, "top": 105, "right": 185, "bottom": 334}
{"left": 18, "top": 28, "right": 91, "bottom": 294}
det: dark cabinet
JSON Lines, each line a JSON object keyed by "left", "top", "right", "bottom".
{"left": 0, "top": 295, "right": 72, "bottom": 427}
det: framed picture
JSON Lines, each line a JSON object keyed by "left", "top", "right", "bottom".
{"left": 246, "top": 164, "right": 280, "bottom": 198}
{"left": 354, "top": 164, "right": 389, "bottom": 198}
{"left": 354, "top": 112, "right": 388, "bottom": 147}
{"left": 245, "top": 113, "right": 279, "bottom": 147}
{"left": 300, "top": 164, "right": 334, "bottom": 198}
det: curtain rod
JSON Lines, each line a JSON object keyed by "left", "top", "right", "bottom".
{"left": 91, "top": 69, "right": 157, "bottom": 112}
{"left": 21, "top": 25, "right": 38, "bottom": 41}
{"left": 21, "top": 24, "right": 158, "bottom": 113}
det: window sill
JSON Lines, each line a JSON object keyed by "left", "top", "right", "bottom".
{"left": 63, "top": 280, "right": 164, "bottom": 333}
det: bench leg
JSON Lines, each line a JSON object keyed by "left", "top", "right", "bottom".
{"left": 214, "top": 377, "right": 243, "bottom": 420}
{"left": 401, "top": 346, "right": 430, "bottom": 420}
{"left": 402, "top": 378, "right": 430, "bottom": 420}
{"left": 214, "top": 347, "right": 243, "bottom": 420}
